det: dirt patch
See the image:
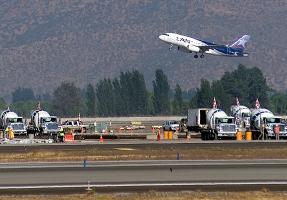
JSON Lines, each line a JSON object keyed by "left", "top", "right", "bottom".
{"left": 1, "top": 191, "right": 287, "bottom": 200}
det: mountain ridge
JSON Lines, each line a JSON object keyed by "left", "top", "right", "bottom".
{"left": 0, "top": 0, "right": 286, "bottom": 99}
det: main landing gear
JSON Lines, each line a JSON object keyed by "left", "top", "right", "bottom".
{"left": 169, "top": 44, "right": 173, "bottom": 50}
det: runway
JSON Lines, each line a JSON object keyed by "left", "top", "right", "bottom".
{"left": 1, "top": 140, "right": 287, "bottom": 153}
{"left": 1, "top": 160, "right": 287, "bottom": 194}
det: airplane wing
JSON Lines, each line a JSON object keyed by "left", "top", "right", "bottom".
{"left": 197, "top": 45, "right": 226, "bottom": 52}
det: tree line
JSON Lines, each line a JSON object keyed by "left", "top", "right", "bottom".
{"left": 190, "top": 64, "right": 270, "bottom": 112}
{"left": 1, "top": 69, "right": 187, "bottom": 117}
{"left": 2, "top": 64, "right": 287, "bottom": 117}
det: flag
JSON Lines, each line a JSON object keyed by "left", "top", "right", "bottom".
{"left": 236, "top": 97, "right": 240, "bottom": 106}
{"left": 212, "top": 97, "right": 217, "bottom": 108}
{"left": 255, "top": 98, "right": 260, "bottom": 109}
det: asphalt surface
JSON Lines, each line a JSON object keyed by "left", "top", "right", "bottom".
{"left": 1, "top": 140, "right": 287, "bottom": 153}
{"left": 1, "top": 160, "right": 287, "bottom": 194}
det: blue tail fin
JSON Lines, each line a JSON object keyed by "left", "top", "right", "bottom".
{"left": 229, "top": 35, "right": 250, "bottom": 50}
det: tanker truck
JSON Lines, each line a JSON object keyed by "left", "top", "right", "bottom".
{"left": 250, "top": 108, "right": 287, "bottom": 139}
{"left": 230, "top": 105, "right": 251, "bottom": 129}
{"left": 0, "top": 109, "right": 26, "bottom": 135}
{"left": 30, "top": 110, "right": 59, "bottom": 136}
{"left": 201, "top": 108, "right": 237, "bottom": 140}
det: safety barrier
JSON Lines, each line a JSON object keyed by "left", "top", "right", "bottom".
{"left": 64, "top": 133, "right": 74, "bottom": 142}
{"left": 245, "top": 131, "right": 252, "bottom": 141}
{"left": 168, "top": 131, "right": 173, "bottom": 140}
{"left": 163, "top": 131, "right": 174, "bottom": 140}
{"left": 236, "top": 131, "right": 242, "bottom": 141}
{"left": 164, "top": 131, "right": 169, "bottom": 140}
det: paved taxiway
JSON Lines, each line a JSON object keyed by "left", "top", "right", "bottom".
{"left": 1, "top": 160, "right": 287, "bottom": 194}
{"left": 1, "top": 140, "right": 287, "bottom": 153}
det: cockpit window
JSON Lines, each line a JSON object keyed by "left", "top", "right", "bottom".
{"left": 163, "top": 33, "right": 169, "bottom": 36}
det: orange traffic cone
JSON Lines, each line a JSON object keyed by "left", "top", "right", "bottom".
{"left": 99, "top": 134, "right": 104, "bottom": 143}
{"left": 157, "top": 129, "right": 161, "bottom": 141}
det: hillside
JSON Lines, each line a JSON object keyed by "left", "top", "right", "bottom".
{"left": 0, "top": 0, "right": 286, "bottom": 99}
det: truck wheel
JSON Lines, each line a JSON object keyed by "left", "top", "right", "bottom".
{"left": 201, "top": 131, "right": 208, "bottom": 140}
{"left": 208, "top": 132, "right": 216, "bottom": 140}
{"left": 200, "top": 132, "right": 205, "bottom": 140}
{"left": 52, "top": 135, "right": 58, "bottom": 143}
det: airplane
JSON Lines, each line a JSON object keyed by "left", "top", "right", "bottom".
{"left": 159, "top": 33, "right": 250, "bottom": 58}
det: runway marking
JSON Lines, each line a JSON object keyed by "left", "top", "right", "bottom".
{"left": 1, "top": 181, "right": 287, "bottom": 190}
{"left": 114, "top": 148, "right": 136, "bottom": 151}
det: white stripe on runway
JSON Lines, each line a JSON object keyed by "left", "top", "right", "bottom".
{"left": 1, "top": 181, "right": 287, "bottom": 190}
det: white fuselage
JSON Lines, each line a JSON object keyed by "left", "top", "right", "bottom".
{"left": 159, "top": 33, "right": 247, "bottom": 57}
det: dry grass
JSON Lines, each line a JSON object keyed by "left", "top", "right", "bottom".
{"left": 1, "top": 146, "right": 287, "bottom": 162}
{"left": 1, "top": 191, "right": 287, "bottom": 200}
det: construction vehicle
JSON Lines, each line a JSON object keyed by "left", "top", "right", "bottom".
{"left": 250, "top": 108, "right": 287, "bottom": 139}
{"left": 230, "top": 105, "right": 251, "bottom": 129}
{"left": 201, "top": 108, "right": 237, "bottom": 140}
{"left": 163, "top": 120, "right": 179, "bottom": 131}
{"left": 61, "top": 120, "right": 88, "bottom": 133}
{"left": 30, "top": 109, "right": 59, "bottom": 136}
{"left": 187, "top": 108, "right": 209, "bottom": 132}
{"left": 0, "top": 109, "right": 26, "bottom": 135}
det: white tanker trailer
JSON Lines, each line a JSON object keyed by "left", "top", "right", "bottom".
{"left": 201, "top": 108, "right": 237, "bottom": 140}
{"left": 250, "top": 108, "right": 287, "bottom": 139}
{"left": 31, "top": 110, "right": 59, "bottom": 135}
{"left": 0, "top": 109, "right": 26, "bottom": 135}
{"left": 230, "top": 105, "right": 251, "bottom": 129}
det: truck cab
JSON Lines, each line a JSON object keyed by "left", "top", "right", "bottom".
{"left": 0, "top": 110, "right": 26, "bottom": 135}
{"left": 250, "top": 108, "right": 287, "bottom": 139}
{"left": 203, "top": 108, "right": 237, "bottom": 140}
{"left": 31, "top": 110, "right": 59, "bottom": 135}
{"left": 262, "top": 117, "right": 287, "bottom": 138}
{"left": 214, "top": 117, "right": 237, "bottom": 137}
{"left": 6, "top": 117, "right": 26, "bottom": 135}
{"left": 40, "top": 116, "right": 59, "bottom": 134}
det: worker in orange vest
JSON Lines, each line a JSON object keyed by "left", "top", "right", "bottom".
{"left": 6, "top": 127, "right": 14, "bottom": 140}
{"left": 273, "top": 124, "right": 280, "bottom": 140}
